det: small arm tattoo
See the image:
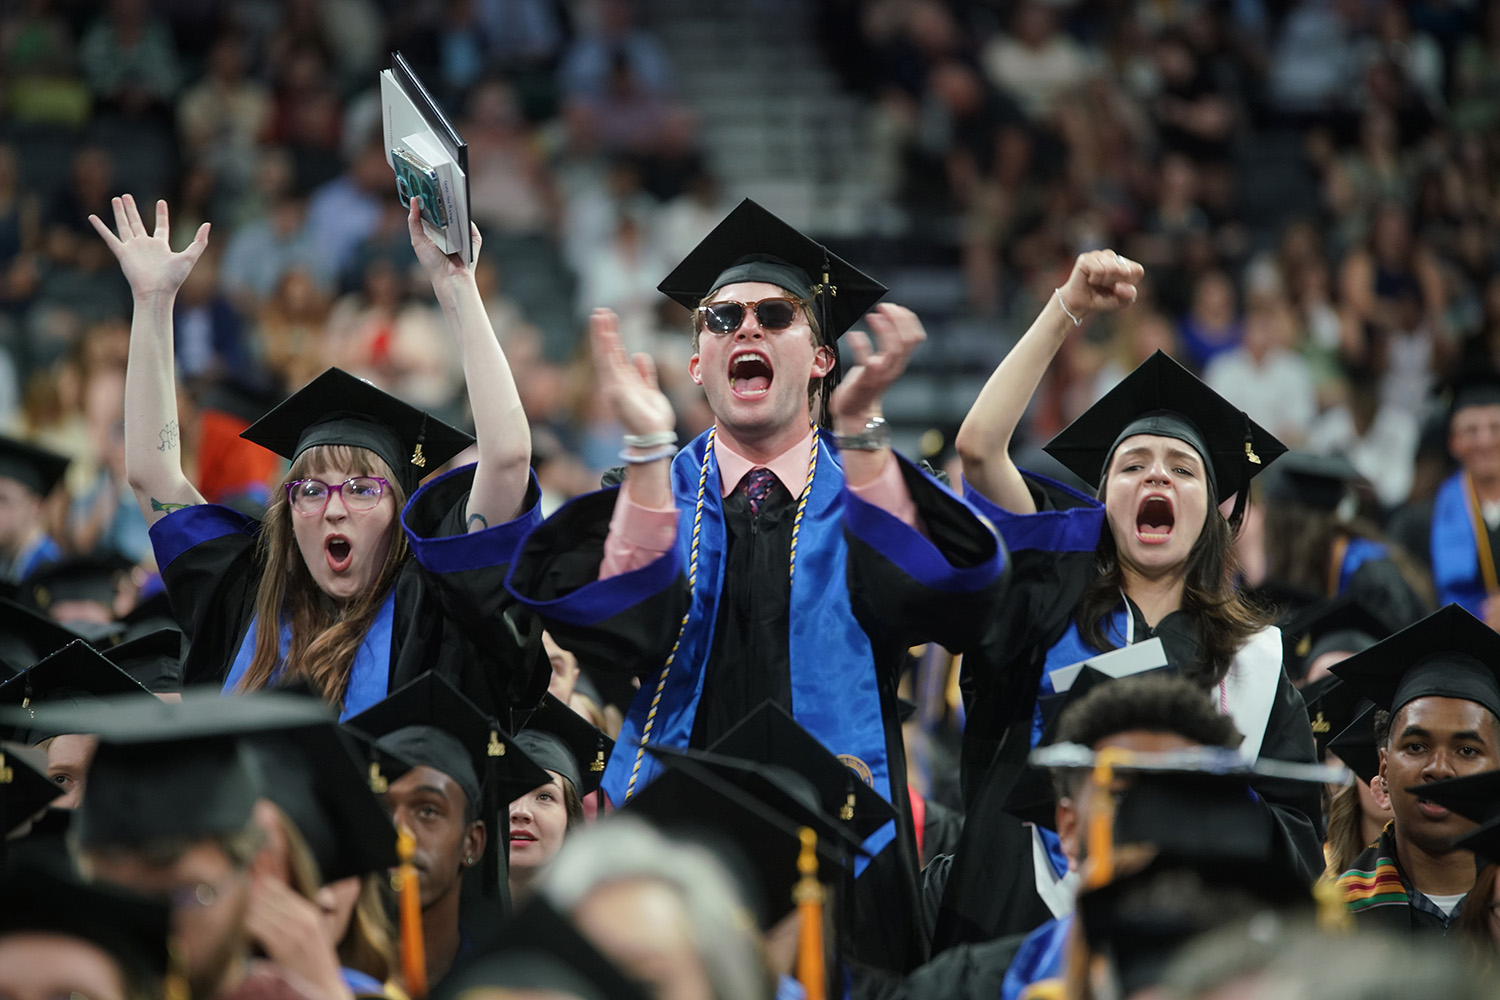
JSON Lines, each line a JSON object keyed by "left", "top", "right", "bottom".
{"left": 157, "top": 420, "right": 179, "bottom": 452}
{"left": 150, "top": 497, "right": 192, "bottom": 513}
{"left": 467, "top": 513, "right": 489, "bottom": 532}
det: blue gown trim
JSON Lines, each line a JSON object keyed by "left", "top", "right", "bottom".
{"left": 1000, "top": 915, "right": 1072, "bottom": 1000}
{"left": 1431, "top": 472, "right": 1488, "bottom": 615}
{"left": 17, "top": 534, "right": 62, "bottom": 580}
{"left": 1337, "top": 536, "right": 1388, "bottom": 596}
{"left": 963, "top": 473, "right": 1104, "bottom": 554}
{"left": 403, "top": 465, "right": 543, "bottom": 574}
{"left": 843, "top": 464, "right": 1004, "bottom": 592}
{"left": 148, "top": 503, "right": 257, "bottom": 571}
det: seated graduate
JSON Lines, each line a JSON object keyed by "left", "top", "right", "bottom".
{"left": 344, "top": 671, "right": 550, "bottom": 987}
{"left": 15, "top": 690, "right": 338, "bottom": 1000}
{"left": 0, "top": 435, "right": 68, "bottom": 584}
{"left": 1417, "top": 770, "right": 1500, "bottom": 954}
{"left": 0, "top": 862, "right": 172, "bottom": 1000}
{"left": 506, "top": 198, "right": 1008, "bottom": 975}
{"left": 88, "top": 194, "right": 544, "bottom": 719}
{"left": 940, "top": 253, "right": 1323, "bottom": 950}
{"left": 1330, "top": 604, "right": 1500, "bottom": 932}
{"left": 509, "top": 693, "right": 613, "bottom": 907}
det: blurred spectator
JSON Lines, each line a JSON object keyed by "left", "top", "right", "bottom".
{"left": 67, "top": 366, "right": 149, "bottom": 563}
{"left": 574, "top": 211, "right": 669, "bottom": 351}
{"left": 464, "top": 78, "right": 560, "bottom": 237}
{"left": 78, "top": 0, "right": 182, "bottom": 116}
{"left": 564, "top": 48, "right": 692, "bottom": 157}
{"left": 265, "top": 42, "right": 345, "bottom": 190}
{"left": 1150, "top": 28, "right": 1237, "bottom": 165}
{"left": 980, "top": 2, "right": 1094, "bottom": 124}
{"left": 0, "top": 145, "right": 43, "bottom": 310}
{"left": 173, "top": 245, "right": 251, "bottom": 382}
{"left": 175, "top": 32, "right": 273, "bottom": 195}
{"left": 253, "top": 267, "right": 331, "bottom": 392}
{"left": 1451, "top": 0, "right": 1500, "bottom": 133}
{"left": 561, "top": 0, "right": 672, "bottom": 100}
{"left": 323, "top": 256, "right": 456, "bottom": 410}
{"left": 2, "top": 0, "right": 90, "bottom": 127}
{"left": 218, "top": 193, "right": 328, "bottom": 312}
{"left": 1266, "top": 0, "right": 1362, "bottom": 117}
{"left": 1176, "top": 269, "right": 1242, "bottom": 371}
{"left": 1090, "top": 309, "right": 1181, "bottom": 403}
{"left": 304, "top": 131, "right": 388, "bottom": 280}
{"left": 1354, "top": 2, "right": 1445, "bottom": 114}
{"left": 1205, "top": 298, "right": 1318, "bottom": 446}
{"left": 1306, "top": 365, "right": 1420, "bottom": 510}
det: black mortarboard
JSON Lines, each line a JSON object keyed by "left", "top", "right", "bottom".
{"left": 1446, "top": 369, "right": 1500, "bottom": 420}
{"left": 1043, "top": 351, "right": 1286, "bottom": 514}
{"left": 657, "top": 199, "right": 887, "bottom": 342}
{"left": 1455, "top": 816, "right": 1500, "bottom": 866}
{"left": 1300, "top": 675, "right": 1373, "bottom": 760}
{"left": 345, "top": 672, "right": 548, "bottom": 898}
{"left": 1412, "top": 770, "right": 1500, "bottom": 828}
{"left": 0, "top": 861, "right": 172, "bottom": 984}
{"left": 1329, "top": 604, "right": 1500, "bottom": 721}
{"left": 0, "top": 690, "right": 335, "bottom": 848}
{"left": 515, "top": 694, "right": 614, "bottom": 797}
{"left": 0, "top": 639, "right": 154, "bottom": 742}
{"left": 627, "top": 744, "right": 890, "bottom": 928}
{"left": 103, "top": 628, "right": 185, "bottom": 693}
{"left": 248, "top": 723, "right": 399, "bottom": 885}
{"left": 1260, "top": 451, "right": 1367, "bottom": 512}
{"left": 0, "top": 597, "right": 79, "bottom": 675}
{"left": 435, "top": 897, "right": 650, "bottom": 1000}
{"left": 1325, "top": 702, "right": 1382, "bottom": 785}
{"left": 705, "top": 700, "right": 893, "bottom": 836}
{"left": 240, "top": 368, "right": 474, "bottom": 495}
{"left": 0, "top": 742, "right": 63, "bottom": 837}
{"left": 1282, "top": 596, "right": 1387, "bottom": 683}
{"left": 0, "top": 434, "right": 69, "bottom": 496}
{"left": 25, "top": 554, "right": 132, "bottom": 616}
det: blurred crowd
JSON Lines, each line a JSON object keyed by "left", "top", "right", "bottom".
{"left": 1, "top": 0, "right": 1498, "bottom": 575}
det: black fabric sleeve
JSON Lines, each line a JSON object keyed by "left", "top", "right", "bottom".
{"left": 1346, "top": 557, "right": 1432, "bottom": 631}
{"left": 151, "top": 507, "right": 262, "bottom": 686}
{"left": 1257, "top": 671, "right": 1330, "bottom": 884}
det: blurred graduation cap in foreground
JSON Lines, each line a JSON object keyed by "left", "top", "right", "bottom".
{"left": 0, "top": 638, "right": 154, "bottom": 742}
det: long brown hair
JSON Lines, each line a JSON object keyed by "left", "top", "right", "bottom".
{"left": 1454, "top": 861, "right": 1499, "bottom": 961}
{"left": 1263, "top": 504, "right": 1435, "bottom": 609}
{"left": 338, "top": 876, "right": 397, "bottom": 986}
{"left": 236, "top": 444, "right": 409, "bottom": 707}
{"left": 1078, "top": 493, "right": 1270, "bottom": 688}
{"left": 1322, "top": 781, "right": 1372, "bottom": 881}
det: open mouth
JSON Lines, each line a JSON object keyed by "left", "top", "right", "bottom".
{"left": 729, "top": 351, "right": 773, "bottom": 398}
{"left": 1136, "top": 496, "right": 1175, "bottom": 544}
{"left": 1416, "top": 799, "right": 1451, "bottom": 821}
{"left": 509, "top": 831, "right": 537, "bottom": 843}
{"left": 326, "top": 535, "right": 353, "bottom": 572}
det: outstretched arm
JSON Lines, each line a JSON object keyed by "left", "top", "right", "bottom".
{"left": 829, "top": 302, "right": 927, "bottom": 488}
{"left": 407, "top": 199, "right": 530, "bottom": 530}
{"left": 955, "top": 251, "right": 1143, "bottom": 514}
{"left": 90, "top": 196, "right": 209, "bottom": 527}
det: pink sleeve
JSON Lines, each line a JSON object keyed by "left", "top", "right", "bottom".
{"left": 599, "top": 491, "right": 680, "bottom": 579}
{"left": 847, "top": 453, "right": 924, "bottom": 533}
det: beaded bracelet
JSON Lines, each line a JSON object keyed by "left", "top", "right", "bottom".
{"left": 1054, "top": 287, "right": 1083, "bottom": 326}
{"left": 622, "top": 430, "right": 678, "bottom": 449}
{"left": 619, "top": 444, "right": 678, "bottom": 464}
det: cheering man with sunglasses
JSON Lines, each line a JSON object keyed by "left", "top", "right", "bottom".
{"left": 506, "top": 200, "right": 1008, "bottom": 976}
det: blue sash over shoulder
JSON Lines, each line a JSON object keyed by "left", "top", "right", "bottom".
{"left": 603, "top": 429, "right": 897, "bottom": 872}
{"left": 1432, "top": 472, "right": 1489, "bottom": 616}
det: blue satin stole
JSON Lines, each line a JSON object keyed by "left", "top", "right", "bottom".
{"left": 1336, "top": 536, "right": 1388, "bottom": 596}
{"left": 221, "top": 588, "right": 397, "bottom": 721}
{"left": 602, "top": 430, "right": 897, "bottom": 873}
{"left": 1432, "top": 472, "right": 1489, "bottom": 616}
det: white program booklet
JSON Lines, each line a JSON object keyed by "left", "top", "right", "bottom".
{"left": 380, "top": 52, "right": 472, "bottom": 264}
{"left": 1047, "top": 637, "right": 1168, "bottom": 693}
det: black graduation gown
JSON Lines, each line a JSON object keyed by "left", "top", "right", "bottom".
{"left": 148, "top": 465, "right": 548, "bottom": 720}
{"left": 506, "top": 453, "right": 1008, "bottom": 974}
{"left": 1337, "top": 824, "right": 1465, "bottom": 934}
{"left": 931, "top": 474, "right": 1326, "bottom": 953}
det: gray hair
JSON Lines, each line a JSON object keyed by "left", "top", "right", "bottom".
{"left": 540, "top": 816, "right": 774, "bottom": 1000}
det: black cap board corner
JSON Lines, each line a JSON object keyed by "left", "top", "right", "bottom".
{"left": 0, "top": 638, "right": 155, "bottom": 742}
{"left": 657, "top": 198, "right": 887, "bottom": 342}
{"left": 1299, "top": 675, "right": 1372, "bottom": 760}
{"left": 1042, "top": 350, "right": 1286, "bottom": 505}
{"left": 1329, "top": 604, "right": 1500, "bottom": 720}
{"left": 240, "top": 368, "right": 473, "bottom": 495}
{"left": 0, "top": 597, "right": 82, "bottom": 675}
{"left": 0, "top": 434, "right": 70, "bottom": 496}
{"left": 103, "top": 627, "right": 185, "bottom": 694}
{"left": 515, "top": 693, "right": 614, "bottom": 797}
{"left": 0, "top": 742, "right": 63, "bottom": 836}
{"left": 1283, "top": 595, "right": 1388, "bottom": 683}
{"left": 1325, "top": 702, "right": 1382, "bottom": 786}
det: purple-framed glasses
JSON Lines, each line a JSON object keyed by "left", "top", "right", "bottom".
{"left": 284, "top": 476, "right": 391, "bottom": 515}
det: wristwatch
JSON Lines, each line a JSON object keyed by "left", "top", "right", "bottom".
{"left": 834, "top": 416, "right": 890, "bottom": 452}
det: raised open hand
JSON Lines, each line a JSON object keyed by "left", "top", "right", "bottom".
{"left": 88, "top": 195, "right": 209, "bottom": 300}
{"left": 1055, "top": 249, "right": 1145, "bottom": 323}
{"left": 408, "top": 196, "right": 481, "bottom": 285}
{"left": 589, "top": 308, "right": 675, "bottom": 437}
{"left": 829, "top": 303, "right": 926, "bottom": 429}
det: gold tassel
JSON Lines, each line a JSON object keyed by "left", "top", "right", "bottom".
{"left": 163, "top": 943, "right": 190, "bottom": 1000}
{"left": 396, "top": 829, "right": 428, "bottom": 999}
{"left": 793, "top": 827, "right": 826, "bottom": 1000}
{"left": 488, "top": 730, "right": 504, "bottom": 757}
{"left": 1314, "top": 876, "right": 1353, "bottom": 932}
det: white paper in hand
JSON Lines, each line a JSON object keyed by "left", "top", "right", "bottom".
{"left": 380, "top": 52, "right": 472, "bottom": 264}
{"left": 1048, "top": 637, "right": 1168, "bottom": 693}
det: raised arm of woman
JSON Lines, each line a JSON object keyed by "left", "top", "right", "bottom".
{"left": 955, "top": 250, "right": 1144, "bottom": 514}
{"left": 407, "top": 199, "right": 530, "bottom": 530}
{"left": 89, "top": 196, "right": 210, "bottom": 527}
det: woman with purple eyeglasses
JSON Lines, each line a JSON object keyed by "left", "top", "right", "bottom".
{"left": 90, "top": 195, "right": 543, "bottom": 719}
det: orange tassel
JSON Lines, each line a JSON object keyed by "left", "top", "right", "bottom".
{"left": 396, "top": 829, "right": 427, "bottom": 999}
{"left": 794, "top": 827, "right": 826, "bottom": 1000}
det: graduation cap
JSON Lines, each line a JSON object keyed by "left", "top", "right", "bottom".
{"left": 1300, "top": 674, "right": 1373, "bottom": 760}
{"left": 0, "top": 742, "right": 63, "bottom": 838}
{"left": 1455, "top": 816, "right": 1500, "bottom": 867}
{"left": 706, "top": 700, "right": 893, "bottom": 833}
{"left": 1282, "top": 596, "right": 1388, "bottom": 683}
{"left": 1326, "top": 702, "right": 1382, "bottom": 786}
{"left": 1445, "top": 368, "right": 1500, "bottom": 421}
{"left": 0, "top": 690, "right": 336, "bottom": 849}
{"left": 344, "top": 672, "right": 549, "bottom": 898}
{"left": 1259, "top": 451, "right": 1368, "bottom": 512}
{"left": 102, "top": 627, "right": 185, "bottom": 694}
{"left": 0, "top": 638, "right": 155, "bottom": 743}
{"left": 0, "top": 861, "right": 173, "bottom": 985}
{"left": 0, "top": 597, "right": 80, "bottom": 674}
{"left": 434, "top": 896, "right": 650, "bottom": 1000}
{"left": 1329, "top": 604, "right": 1500, "bottom": 721}
{"left": 1411, "top": 770, "right": 1500, "bottom": 829}
{"left": 26, "top": 553, "right": 133, "bottom": 617}
{"left": 0, "top": 434, "right": 69, "bottom": 496}
{"left": 515, "top": 693, "right": 614, "bottom": 797}
{"left": 240, "top": 368, "right": 474, "bottom": 496}
{"left": 626, "top": 744, "right": 892, "bottom": 928}
{"left": 1042, "top": 351, "right": 1286, "bottom": 522}
{"left": 247, "top": 723, "right": 399, "bottom": 885}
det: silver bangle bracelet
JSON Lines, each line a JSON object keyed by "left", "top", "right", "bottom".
{"left": 622, "top": 431, "right": 678, "bottom": 449}
{"left": 619, "top": 444, "right": 677, "bottom": 465}
{"left": 1054, "top": 287, "right": 1083, "bottom": 326}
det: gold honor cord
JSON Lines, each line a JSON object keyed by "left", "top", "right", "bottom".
{"left": 1327, "top": 534, "right": 1348, "bottom": 598}
{"left": 1464, "top": 473, "right": 1500, "bottom": 595}
{"left": 623, "top": 428, "right": 822, "bottom": 802}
